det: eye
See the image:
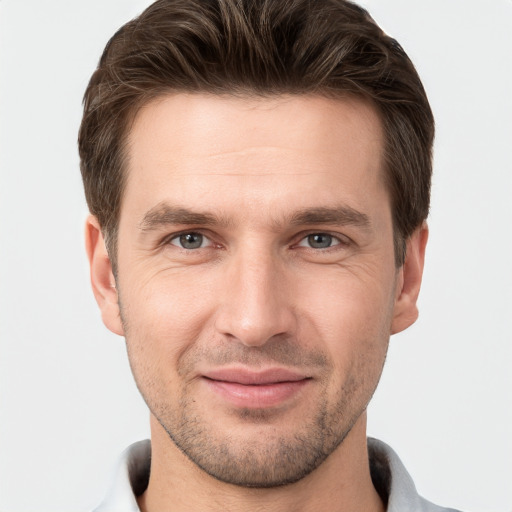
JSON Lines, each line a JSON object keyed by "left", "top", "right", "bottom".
{"left": 169, "top": 232, "right": 211, "bottom": 250}
{"left": 297, "top": 233, "right": 342, "bottom": 249}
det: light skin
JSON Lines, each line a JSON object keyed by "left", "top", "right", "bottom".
{"left": 86, "top": 93, "right": 428, "bottom": 512}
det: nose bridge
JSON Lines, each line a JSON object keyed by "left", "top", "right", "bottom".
{"left": 215, "top": 241, "right": 295, "bottom": 346}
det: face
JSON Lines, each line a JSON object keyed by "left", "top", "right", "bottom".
{"left": 88, "top": 93, "right": 425, "bottom": 487}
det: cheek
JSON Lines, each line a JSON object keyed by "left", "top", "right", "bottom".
{"left": 123, "top": 265, "right": 216, "bottom": 328}
{"left": 299, "top": 266, "right": 395, "bottom": 335}
{"left": 119, "top": 271, "right": 219, "bottom": 384}
{"left": 296, "top": 267, "right": 394, "bottom": 377}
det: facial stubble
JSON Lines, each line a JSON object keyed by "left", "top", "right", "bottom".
{"left": 120, "top": 310, "right": 387, "bottom": 489}
{"left": 159, "top": 370, "right": 360, "bottom": 488}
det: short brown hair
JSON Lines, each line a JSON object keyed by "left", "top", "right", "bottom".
{"left": 78, "top": 0, "right": 434, "bottom": 267}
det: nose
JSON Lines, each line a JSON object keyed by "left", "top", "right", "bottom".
{"left": 214, "top": 246, "right": 297, "bottom": 347}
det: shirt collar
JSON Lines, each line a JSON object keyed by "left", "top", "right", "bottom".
{"left": 93, "top": 440, "right": 150, "bottom": 512}
{"left": 93, "top": 438, "right": 440, "bottom": 512}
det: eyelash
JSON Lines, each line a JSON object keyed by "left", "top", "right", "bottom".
{"left": 295, "top": 232, "right": 349, "bottom": 250}
{"left": 164, "top": 230, "right": 351, "bottom": 251}
{"left": 165, "top": 231, "right": 215, "bottom": 250}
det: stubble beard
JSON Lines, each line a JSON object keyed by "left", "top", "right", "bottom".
{"left": 121, "top": 304, "right": 387, "bottom": 489}
{"left": 148, "top": 363, "right": 365, "bottom": 488}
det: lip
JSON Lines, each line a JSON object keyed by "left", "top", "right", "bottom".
{"left": 203, "top": 367, "right": 309, "bottom": 385}
{"left": 202, "top": 368, "right": 311, "bottom": 408}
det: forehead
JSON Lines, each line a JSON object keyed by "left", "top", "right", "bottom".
{"left": 127, "top": 93, "right": 383, "bottom": 164}
{"left": 122, "top": 93, "right": 387, "bottom": 223}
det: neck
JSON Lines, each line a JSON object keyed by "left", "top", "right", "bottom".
{"left": 138, "top": 413, "right": 384, "bottom": 512}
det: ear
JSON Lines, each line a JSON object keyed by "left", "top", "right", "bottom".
{"left": 391, "top": 223, "right": 429, "bottom": 335}
{"left": 85, "top": 215, "right": 124, "bottom": 336}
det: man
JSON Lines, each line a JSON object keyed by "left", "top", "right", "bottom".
{"left": 79, "top": 1, "right": 458, "bottom": 511}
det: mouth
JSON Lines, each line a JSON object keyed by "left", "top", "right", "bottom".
{"left": 201, "top": 368, "right": 312, "bottom": 408}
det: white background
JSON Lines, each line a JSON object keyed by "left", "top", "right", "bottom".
{"left": 0, "top": 1, "right": 511, "bottom": 511}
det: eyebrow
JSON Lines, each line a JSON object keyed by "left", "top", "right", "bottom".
{"left": 289, "top": 206, "right": 371, "bottom": 229}
{"left": 139, "top": 202, "right": 371, "bottom": 232}
{"left": 139, "top": 203, "right": 232, "bottom": 231}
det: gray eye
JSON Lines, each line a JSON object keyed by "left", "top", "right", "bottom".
{"left": 307, "top": 233, "right": 334, "bottom": 248}
{"left": 177, "top": 232, "right": 204, "bottom": 249}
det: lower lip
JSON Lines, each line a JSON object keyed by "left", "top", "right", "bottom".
{"left": 204, "top": 378, "right": 309, "bottom": 408}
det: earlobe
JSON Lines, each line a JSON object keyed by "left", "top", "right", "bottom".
{"left": 391, "top": 223, "right": 429, "bottom": 335}
{"left": 85, "top": 215, "right": 124, "bottom": 336}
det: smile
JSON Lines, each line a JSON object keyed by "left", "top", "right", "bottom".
{"left": 202, "top": 368, "right": 311, "bottom": 408}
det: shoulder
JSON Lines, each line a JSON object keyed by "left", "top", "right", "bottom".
{"left": 368, "top": 438, "right": 463, "bottom": 512}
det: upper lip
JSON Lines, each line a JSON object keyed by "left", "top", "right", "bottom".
{"left": 202, "top": 368, "right": 310, "bottom": 385}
